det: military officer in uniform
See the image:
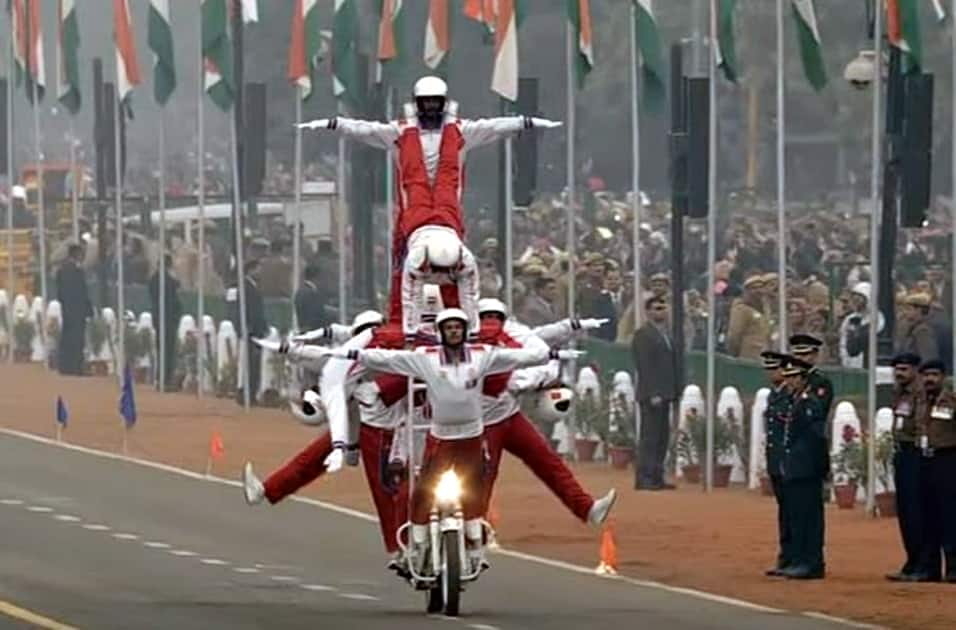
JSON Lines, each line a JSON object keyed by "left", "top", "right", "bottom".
{"left": 915, "top": 359, "right": 956, "bottom": 582}
{"left": 789, "top": 333, "right": 834, "bottom": 416}
{"left": 761, "top": 350, "right": 793, "bottom": 576}
{"left": 779, "top": 356, "right": 828, "bottom": 579}
{"left": 886, "top": 353, "right": 936, "bottom": 581}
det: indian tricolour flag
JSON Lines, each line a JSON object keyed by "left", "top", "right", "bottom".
{"left": 148, "top": 0, "right": 177, "bottom": 106}
{"left": 202, "top": 0, "right": 234, "bottom": 111}
{"left": 16, "top": 0, "right": 46, "bottom": 101}
{"left": 113, "top": 0, "right": 141, "bottom": 105}
{"left": 791, "top": 0, "right": 826, "bottom": 91}
{"left": 424, "top": 0, "right": 449, "bottom": 71}
{"left": 375, "top": 0, "right": 404, "bottom": 85}
{"left": 716, "top": 0, "right": 738, "bottom": 83}
{"left": 492, "top": 0, "right": 525, "bottom": 102}
{"left": 567, "top": 0, "right": 594, "bottom": 88}
{"left": 634, "top": 0, "right": 665, "bottom": 111}
{"left": 287, "top": 0, "right": 322, "bottom": 100}
{"left": 57, "top": 0, "right": 81, "bottom": 114}
{"left": 333, "top": 0, "right": 361, "bottom": 110}
{"left": 887, "top": 0, "right": 922, "bottom": 73}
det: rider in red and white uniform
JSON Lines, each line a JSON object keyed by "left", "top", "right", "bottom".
{"left": 300, "top": 76, "right": 561, "bottom": 335}
{"left": 475, "top": 299, "right": 616, "bottom": 527}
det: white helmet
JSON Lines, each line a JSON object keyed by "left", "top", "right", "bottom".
{"left": 289, "top": 389, "right": 325, "bottom": 425}
{"left": 478, "top": 298, "right": 507, "bottom": 319}
{"left": 851, "top": 282, "right": 871, "bottom": 302}
{"left": 413, "top": 75, "right": 448, "bottom": 99}
{"left": 425, "top": 232, "right": 463, "bottom": 268}
{"left": 435, "top": 308, "right": 469, "bottom": 331}
{"left": 532, "top": 387, "right": 574, "bottom": 423}
{"left": 351, "top": 310, "right": 384, "bottom": 335}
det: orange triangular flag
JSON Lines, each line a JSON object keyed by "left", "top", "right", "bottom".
{"left": 209, "top": 432, "right": 225, "bottom": 460}
{"left": 595, "top": 521, "right": 618, "bottom": 575}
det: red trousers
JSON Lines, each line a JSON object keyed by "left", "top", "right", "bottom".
{"left": 479, "top": 412, "right": 594, "bottom": 523}
{"left": 411, "top": 435, "right": 484, "bottom": 524}
{"left": 263, "top": 426, "right": 407, "bottom": 553}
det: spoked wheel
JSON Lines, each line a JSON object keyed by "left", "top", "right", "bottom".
{"left": 441, "top": 530, "right": 461, "bottom": 617}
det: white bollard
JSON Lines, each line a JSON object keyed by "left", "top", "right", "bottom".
{"left": 676, "top": 384, "right": 704, "bottom": 478}
{"left": 29, "top": 296, "right": 46, "bottom": 362}
{"left": 258, "top": 326, "right": 281, "bottom": 401}
{"left": 717, "top": 386, "right": 746, "bottom": 483}
{"left": 216, "top": 320, "right": 238, "bottom": 395}
{"left": 874, "top": 407, "right": 895, "bottom": 493}
{"left": 749, "top": 387, "right": 770, "bottom": 490}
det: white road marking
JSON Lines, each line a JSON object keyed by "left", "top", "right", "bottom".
{"left": 0, "top": 427, "right": 890, "bottom": 630}
{"left": 143, "top": 542, "right": 171, "bottom": 549}
{"left": 233, "top": 567, "right": 260, "bottom": 574}
{"left": 52, "top": 515, "right": 81, "bottom": 522}
{"left": 0, "top": 499, "right": 23, "bottom": 505}
{"left": 802, "top": 612, "right": 887, "bottom": 630}
{"left": 27, "top": 506, "right": 53, "bottom": 513}
{"left": 111, "top": 533, "right": 139, "bottom": 541}
{"left": 269, "top": 575, "right": 299, "bottom": 583}
{"left": 200, "top": 558, "right": 229, "bottom": 566}
{"left": 81, "top": 524, "right": 110, "bottom": 531}
{"left": 337, "top": 593, "right": 379, "bottom": 601}
{"left": 469, "top": 625, "right": 501, "bottom": 630}
{"left": 300, "top": 583, "right": 336, "bottom": 592}
{"left": 168, "top": 550, "right": 197, "bottom": 557}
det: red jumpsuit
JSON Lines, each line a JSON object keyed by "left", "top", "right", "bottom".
{"left": 476, "top": 323, "right": 595, "bottom": 522}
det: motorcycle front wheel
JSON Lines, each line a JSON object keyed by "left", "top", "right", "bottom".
{"left": 441, "top": 529, "right": 461, "bottom": 616}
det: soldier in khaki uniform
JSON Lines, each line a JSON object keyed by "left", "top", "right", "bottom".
{"left": 915, "top": 360, "right": 956, "bottom": 582}
{"left": 897, "top": 293, "right": 938, "bottom": 361}
{"left": 726, "top": 275, "right": 770, "bottom": 360}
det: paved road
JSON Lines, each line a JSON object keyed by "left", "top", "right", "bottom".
{"left": 0, "top": 433, "right": 860, "bottom": 630}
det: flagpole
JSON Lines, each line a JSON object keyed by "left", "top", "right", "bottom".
{"left": 504, "top": 135, "right": 514, "bottom": 311}
{"left": 197, "top": 46, "right": 206, "bottom": 400}
{"left": 337, "top": 102, "right": 347, "bottom": 325}
{"left": 31, "top": 65, "right": 47, "bottom": 313}
{"left": 231, "top": 108, "right": 250, "bottom": 411}
{"left": 865, "top": 0, "right": 884, "bottom": 516}
{"left": 775, "top": 0, "right": 787, "bottom": 350}
{"left": 385, "top": 89, "right": 394, "bottom": 290}
{"left": 951, "top": 0, "right": 956, "bottom": 386}
{"left": 158, "top": 109, "right": 167, "bottom": 392}
{"left": 6, "top": 32, "right": 14, "bottom": 365}
{"left": 68, "top": 118, "right": 78, "bottom": 241}
{"left": 113, "top": 84, "right": 125, "bottom": 385}
{"left": 292, "top": 85, "right": 303, "bottom": 331}
{"left": 565, "top": 24, "right": 576, "bottom": 323}
{"left": 704, "top": 0, "right": 719, "bottom": 493}
{"left": 629, "top": 2, "right": 642, "bottom": 331}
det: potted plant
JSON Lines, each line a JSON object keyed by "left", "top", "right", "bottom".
{"left": 605, "top": 389, "right": 635, "bottom": 468}
{"left": 676, "top": 411, "right": 737, "bottom": 486}
{"left": 831, "top": 424, "right": 864, "bottom": 509}
{"left": 177, "top": 332, "right": 199, "bottom": 393}
{"left": 713, "top": 412, "right": 740, "bottom": 488}
{"left": 872, "top": 431, "right": 896, "bottom": 518}
{"left": 12, "top": 314, "right": 34, "bottom": 363}
{"left": 573, "top": 387, "right": 604, "bottom": 463}
{"left": 86, "top": 316, "right": 110, "bottom": 375}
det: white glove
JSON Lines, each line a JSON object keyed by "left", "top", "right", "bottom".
{"left": 531, "top": 117, "right": 563, "bottom": 129}
{"left": 297, "top": 118, "right": 333, "bottom": 130}
{"left": 290, "top": 327, "right": 328, "bottom": 343}
{"left": 577, "top": 318, "right": 609, "bottom": 330}
{"left": 552, "top": 349, "right": 586, "bottom": 361}
{"left": 324, "top": 447, "right": 345, "bottom": 473}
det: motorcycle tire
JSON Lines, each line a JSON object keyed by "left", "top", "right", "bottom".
{"left": 441, "top": 530, "right": 461, "bottom": 616}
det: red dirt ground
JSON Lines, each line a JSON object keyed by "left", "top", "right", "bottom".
{"left": 1, "top": 363, "right": 953, "bottom": 630}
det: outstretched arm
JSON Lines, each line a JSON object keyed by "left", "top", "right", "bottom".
{"left": 341, "top": 348, "right": 431, "bottom": 380}
{"left": 300, "top": 117, "right": 400, "bottom": 151}
{"left": 481, "top": 345, "right": 580, "bottom": 376}
{"left": 461, "top": 116, "right": 562, "bottom": 150}
{"left": 532, "top": 318, "right": 608, "bottom": 345}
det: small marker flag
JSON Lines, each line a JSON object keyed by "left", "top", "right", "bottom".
{"left": 119, "top": 365, "right": 137, "bottom": 428}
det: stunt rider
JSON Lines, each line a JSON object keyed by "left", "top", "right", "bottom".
{"left": 299, "top": 75, "right": 562, "bottom": 335}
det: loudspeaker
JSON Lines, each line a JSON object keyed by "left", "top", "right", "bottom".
{"left": 900, "top": 73, "right": 933, "bottom": 228}
{"left": 685, "top": 77, "right": 710, "bottom": 219}
{"left": 242, "top": 82, "right": 267, "bottom": 198}
{"left": 513, "top": 78, "right": 539, "bottom": 207}
{"left": 669, "top": 44, "right": 688, "bottom": 217}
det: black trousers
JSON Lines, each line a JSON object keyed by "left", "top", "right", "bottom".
{"left": 770, "top": 474, "right": 793, "bottom": 568}
{"left": 236, "top": 339, "right": 262, "bottom": 405}
{"left": 636, "top": 401, "right": 670, "bottom": 488}
{"left": 57, "top": 319, "right": 86, "bottom": 376}
{"left": 923, "top": 448, "right": 956, "bottom": 578}
{"left": 782, "top": 477, "right": 825, "bottom": 570}
{"left": 155, "top": 322, "right": 178, "bottom": 390}
{"left": 894, "top": 444, "right": 935, "bottom": 575}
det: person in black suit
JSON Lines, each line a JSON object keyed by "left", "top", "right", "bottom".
{"left": 148, "top": 255, "right": 182, "bottom": 391}
{"left": 228, "top": 260, "right": 268, "bottom": 406}
{"left": 294, "top": 263, "right": 330, "bottom": 332}
{"left": 631, "top": 295, "right": 678, "bottom": 490}
{"left": 55, "top": 244, "right": 93, "bottom": 375}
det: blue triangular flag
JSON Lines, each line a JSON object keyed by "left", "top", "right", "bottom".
{"left": 119, "top": 365, "right": 137, "bottom": 428}
{"left": 56, "top": 396, "right": 68, "bottom": 428}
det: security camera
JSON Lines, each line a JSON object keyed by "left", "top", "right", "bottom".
{"left": 843, "top": 50, "right": 876, "bottom": 89}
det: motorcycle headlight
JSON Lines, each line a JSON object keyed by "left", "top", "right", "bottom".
{"left": 434, "top": 469, "right": 462, "bottom": 506}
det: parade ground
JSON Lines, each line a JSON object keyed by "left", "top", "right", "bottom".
{"left": 0, "top": 363, "right": 953, "bottom": 630}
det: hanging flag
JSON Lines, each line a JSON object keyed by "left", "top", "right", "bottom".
{"left": 114, "top": 0, "right": 141, "bottom": 105}
{"left": 56, "top": 1, "right": 81, "bottom": 114}
{"left": 491, "top": 0, "right": 525, "bottom": 102}
{"left": 567, "top": 0, "right": 594, "bottom": 88}
{"left": 333, "top": 0, "right": 361, "bottom": 111}
{"left": 424, "top": 0, "right": 449, "bottom": 71}
{"left": 119, "top": 365, "right": 137, "bottom": 428}
{"left": 633, "top": 0, "right": 665, "bottom": 112}
{"left": 148, "top": 0, "right": 177, "bottom": 106}
{"left": 287, "top": 0, "right": 324, "bottom": 101}
{"left": 56, "top": 396, "right": 68, "bottom": 428}
{"left": 241, "top": 0, "right": 260, "bottom": 24}
{"left": 375, "top": 0, "right": 405, "bottom": 85}
{"left": 791, "top": 1, "right": 826, "bottom": 91}
{"left": 202, "top": 0, "right": 234, "bottom": 111}
{"left": 930, "top": 0, "right": 946, "bottom": 22}
{"left": 16, "top": 0, "right": 45, "bottom": 101}
{"left": 887, "top": 0, "right": 922, "bottom": 73}
{"left": 716, "top": 0, "right": 739, "bottom": 83}
{"left": 463, "top": 0, "right": 496, "bottom": 38}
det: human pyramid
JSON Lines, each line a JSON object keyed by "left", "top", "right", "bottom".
{"left": 241, "top": 76, "right": 617, "bottom": 576}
